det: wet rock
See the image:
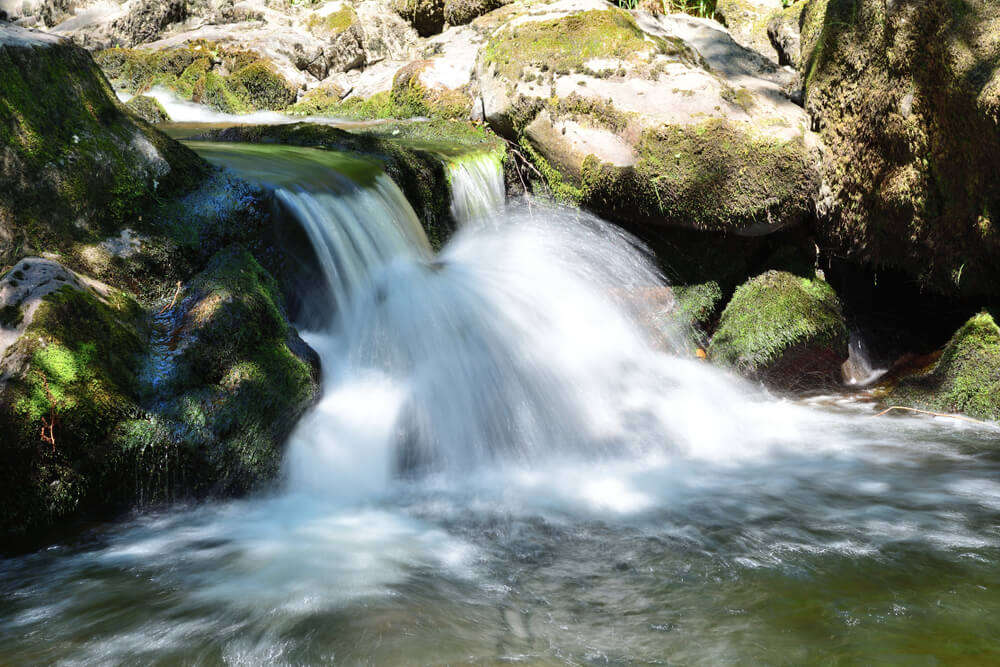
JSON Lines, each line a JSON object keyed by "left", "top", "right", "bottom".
{"left": 708, "top": 270, "right": 848, "bottom": 391}
{"left": 882, "top": 312, "right": 1000, "bottom": 423}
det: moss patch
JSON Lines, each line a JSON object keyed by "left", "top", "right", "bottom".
{"left": 484, "top": 8, "right": 690, "bottom": 81}
{"left": 125, "top": 94, "right": 170, "bottom": 124}
{"left": 708, "top": 270, "right": 847, "bottom": 390}
{"left": 883, "top": 312, "right": 1000, "bottom": 422}
{"left": 307, "top": 6, "right": 357, "bottom": 37}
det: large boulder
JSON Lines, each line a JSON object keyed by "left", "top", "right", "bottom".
{"left": 799, "top": 0, "right": 1000, "bottom": 299}
{"left": 0, "top": 24, "right": 204, "bottom": 269}
{"left": 708, "top": 270, "right": 848, "bottom": 391}
{"left": 392, "top": 0, "right": 445, "bottom": 36}
{"left": 882, "top": 312, "right": 1000, "bottom": 423}
{"left": 476, "top": 2, "right": 819, "bottom": 237}
{"left": 0, "top": 250, "right": 320, "bottom": 539}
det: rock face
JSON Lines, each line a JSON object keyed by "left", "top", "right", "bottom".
{"left": 476, "top": 3, "right": 819, "bottom": 237}
{"left": 708, "top": 270, "right": 848, "bottom": 391}
{"left": 716, "top": 0, "right": 783, "bottom": 62}
{"left": 883, "top": 313, "right": 1000, "bottom": 423}
{"left": 0, "top": 24, "right": 204, "bottom": 268}
{"left": 111, "top": 0, "right": 186, "bottom": 46}
{"left": 799, "top": 0, "right": 1000, "bottom": 299}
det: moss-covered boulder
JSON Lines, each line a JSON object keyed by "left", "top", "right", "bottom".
{"left": 0, "top": 25, "right": 205, "bottom": 269}
{"left": 0, "top": 250, "right": 321, "bottom": 539}
{"left": 799, "top": 0, "right": 1000, "bottom": 299}
{"left": 95, "top": 43, "right": 298, "bottom": 114}
{"left": 476, "top": 4, "right": 819, "bottom": 237}
{"left": 0, "top": 259, "right": 147, "bottom": 537}
{"left": 127, "top": 247, "right": 320, "bottom": 500}
{"left": 125, "top": 94, "right": 170, "bottom": 124}
{"left": 882, "top": 313, "right": 1000, "bottom": 422}
{"left": 391, "top": 59, "right": 473, "bottom": 120}
{"left": 708, "top": 270, "right": 848, "bottom": 391}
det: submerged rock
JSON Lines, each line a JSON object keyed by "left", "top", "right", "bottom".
{"left": 708, "top": 270, "right": 848, "bottom": 391}
{"left": 882, "top": 313, "right": 1000, "bottom": 423}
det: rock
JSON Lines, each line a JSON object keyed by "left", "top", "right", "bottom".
{"left": 125, "top": 94, "right": 170, "bottom": 123}
{"left": 715, "top": 0, "right": 783, "bottom": 62}
{"left": 882, "top": 312, "right": 1000, "bottom": 422}
{"left": 393, "top": 0, "right": 445, "bottom": 37}
{"left": 443, "top": 0, "right": 508, "bottom": 26}
{"left": 799, "top": 0, "right": 1000, "bottom": 299}
{"left": 476, "top": 4, "right": 819, "bottom": 236}
{"left": 391, "top": 57, "right": 472, "bottom": 119}
{"left": 0, "top": 24, "right": 204, "bottom": 270}
{"left": 708, "top": 270, "right": 848, "bottom": 391}
{"left": 111, "top": 0, "right": 186, "bottom": 47}
{"left": 767, "top": 1, "right": 804, "bottom": 68}
{"left": 0, "top": 249, "right": 321, "bottom": 539}
{"left": 0, "top": 259, "right": 147, "bottom": 537}
{"left": 629, "top": 282, "right": 723, "bottom": 353}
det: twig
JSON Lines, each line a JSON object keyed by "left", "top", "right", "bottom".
{"left": 158, "top": 281, "right": 183, "bottom": 315}
{"left": 872, "top": 405, "right": 991, "bottom": 426}
{"left": 39, "top": 373, "right": 59, "bottom": 452}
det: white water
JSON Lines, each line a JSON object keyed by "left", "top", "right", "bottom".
{"left": 446, "top": 151, "right": 506, "bottom": 224}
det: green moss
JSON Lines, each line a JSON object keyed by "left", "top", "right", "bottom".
{"left": 484, "top": 9, "right": 690, "bottom": 81}
{"left": 673, "top": 281, "right": 724, "bottom": 332}
{"left": 125, "top": 94, "right": 170, "bottom": 124}
{"left": 576, "top": 119, "right": 816, "bottom": 234}
{"left": 708, "top": 270, "right": 847, "bottom": 389}
{"left": 307, "top": 6, "right": 357, "bottom": 36}
{"left": 884, "top": 312, "right": 1000, "bottom": 422}
{"left": 227, "top": 62, "right": 297, "bottom": 111}
{"left": 390, "top": 61, "right": 472, "bottom": 120}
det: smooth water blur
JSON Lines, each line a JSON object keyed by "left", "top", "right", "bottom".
{"left": 3, "top": 137, "right": 1000, "bottom": 664}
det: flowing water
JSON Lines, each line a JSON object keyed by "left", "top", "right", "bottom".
{"left": 3, "top": 139, "right": 1000, "bottom": 664}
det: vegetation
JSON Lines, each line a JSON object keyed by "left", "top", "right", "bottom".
{"left": 708, "top": 271, "right": 848, "bottom": 391}
{"left": 613, "top": 0, "right": 718, "bottom": 18}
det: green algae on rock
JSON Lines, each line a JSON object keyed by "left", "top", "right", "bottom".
{"left": 709, "top": 270, "right": 848, "bottom": 391}
{"left": 882, "top": 312, "right": 1000, "bottom": 423}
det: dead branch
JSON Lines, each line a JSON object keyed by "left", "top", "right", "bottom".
{"left": 39, "top": 373, "right": 58, "bottom": 451}
{"left": 872, "top": 405, "right": 991, "bottom": 426}
{"left": 158, "top": 281, "right": 183, "bottom": 315}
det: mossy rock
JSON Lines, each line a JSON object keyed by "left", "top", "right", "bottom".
{"left": 882, "top": 312, "right": 1000, "bottom": 422}
{"left": 307, "top": 6, "right": 358, "bottom": 38}
{"left": 577, "top": 119, "right": 817, "bottom": 235}
{"left": 125, "top": 94, "right": 170, "bottom": 124}
{"left": 0, "top": 27, "right": 205, "bottom": 270}
{"left": 799, "top": 0, "right": 1000, "bottom": 299}
{"left": 96, "top": 44, "right": 297, "bottom": 114}
{"left": 0, "top": 276, "right": 145, "bottom": 538}
{"left": 130, "top": 247, "right": 320, "bottom": 497}
{"left": 391, "top": 60, "right": 472, "bottom": 120}
{"left": 708, "top": 270, "right": 848, "bottom": 391}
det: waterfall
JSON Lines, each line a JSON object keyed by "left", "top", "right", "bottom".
{"left": 446, "top": 151, "right": 506, "bottom": 224}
